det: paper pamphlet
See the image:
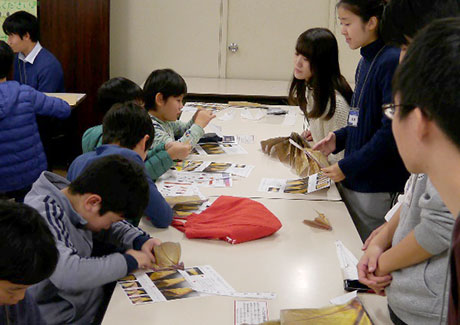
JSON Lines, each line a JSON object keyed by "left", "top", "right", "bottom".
{"left": 118, "top": 265, "right": 235, "bottom": 305}
{"left": 335, "top": 240, "right": 359, "bottom": 280}
{"left": 175, "top": 160, "right": 254, "bottom": 178}
{"left": 258, "top": 172, "right": 331, "bottom": 195}
{"left": 234, "top": 301, "right": 269, "bottom": 325}
{"left": 192, "top": 142, "right": 248, "bottom": 155}
{"left": 159, "top": 170, "right": 232, "bottom": 188}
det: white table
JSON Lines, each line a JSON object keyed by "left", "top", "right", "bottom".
{"left": 102, "top": 105, "right": 391, "bottom": 324}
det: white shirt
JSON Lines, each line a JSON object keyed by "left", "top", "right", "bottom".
{"left": 18, "top": 42, "right": 42, "bottom": 64}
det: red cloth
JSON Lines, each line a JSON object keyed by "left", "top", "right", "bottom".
{"left": 172, "top": 196, "right": 282, "bottom": 244}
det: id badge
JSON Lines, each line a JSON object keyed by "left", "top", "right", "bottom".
{"left": 347, "top": 109, "right": 359, "bottom": 127}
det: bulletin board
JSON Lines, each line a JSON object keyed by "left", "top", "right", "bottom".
{"left": 0, "top": 0, "right": 37, "bottom": 41}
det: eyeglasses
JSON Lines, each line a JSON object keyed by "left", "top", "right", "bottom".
{"left": 382, "top": 103, "right": 415, "bottom": 120}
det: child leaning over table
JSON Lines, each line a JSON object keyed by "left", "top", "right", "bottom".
{"left": 0, "top": 200, "right": 58, "bottom": 325}
{"left": 25, "top": 155, "right": 162, "bottom": 325}
{"left": 82, "top": 77, "right": 191, "bottom": 180}
{"left": 144, "top": 68, "right": 216, "bottom": 147}
{"left": 69, "top": 102, "right": 173, "bottom": 228}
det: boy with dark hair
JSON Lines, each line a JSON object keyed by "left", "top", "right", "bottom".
{"left": 3, "top": 11, "right": 64, "bottom": 92}
{"left": 25, "top": 155, "right": 161, "bottom": 325}
{"left": 0, "top": 41, "right": 70, "bottom": 202}
{"left": 82, "top": 77, "right": 191, "bottom": 180}
{"left": 388, "top": 18, "right": 460, "bottom": 324}
{"left": 0, "top": 200, "right": 58, "bottom": 324}
{"left": 68, "top": 102, "right": 173, "bottom": 228}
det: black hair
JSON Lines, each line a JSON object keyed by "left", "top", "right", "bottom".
{"left": 337, "top": 0, "right": 386, "bottom": 23}
{"left": 143, "top": 68, "right": 187, "bottom": 110}
{"left": 68, "top": 155, "right": 149, "bottom": 223}
{"left": 0, "top": 200, "right": 58, "bottom": 285}
{"left": 288, "top": 28, "right": 352, "bottom": 120}
{"left": 2, "top": 11, "right": 39, "bottom": 42}
{"left": 97, "top": 77, "right": 143, "bottom": 116}
{"left": 0, "top": 41, "right": 13, "bottom": 79}
{"left": 381, "top": 0, "right": 460, "bottom": 46}
{"left": 393, "top": 17, "right": 460, "bottom": 150}
{"left": 102, "top": 101, "right": 154, "bottom": 151}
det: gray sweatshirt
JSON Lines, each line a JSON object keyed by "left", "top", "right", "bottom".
{"left": 386, "top": 174, "right": 454, "bottom": 324}
{"left": 24, "top": 172, "right": 149, "bottom": 325}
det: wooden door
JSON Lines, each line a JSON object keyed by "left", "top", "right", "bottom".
{"left": 38, "top": 0, "right": 110, "bottom": 165}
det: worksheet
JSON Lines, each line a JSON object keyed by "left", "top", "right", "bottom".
{"left": 175, "top": 160, "right": 254, "bottom": 178}
{"left": 192, "top": 143, "right": 248, "bottom": 155}
{"left": 258, "top": 172, "right": 330, "bottom": 195}
{"left": 159, "top": 170, "right": 232, "bottom": 188}
{"left": 118, "top": 265, "right": 235, "bottom": 305}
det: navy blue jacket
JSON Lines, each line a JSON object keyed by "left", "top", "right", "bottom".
{"left": 67, "top": 145, "right": 173, "bottom": 228}
{"left": 0, "top": 291, "right": 46, "bottom": 325}
{"left": 13, "top": 47, "right": 65, "bottom": 92}
{"left": 334, "top": 39, "right": 409, "bottom": 193}
{"left": 0, "top": 81, "right": 70, "bottom": 192}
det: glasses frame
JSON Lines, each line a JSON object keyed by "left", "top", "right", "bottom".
{"left": 382, "top": 103, "right": 415, "bottom": 120}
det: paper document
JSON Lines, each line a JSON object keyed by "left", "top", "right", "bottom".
{"left": 335, "top": 240, "right": 359, "bottom": 280}
{"left": 330, "top": 290, "right": 358, "bottom": 305}
{"left": 117, "top": 265, "right": 235, "bottom": 305}
{"left": 234, "top": 301, "right": 269, "bottom": 325}
{"left": 258, "top": 172, "right": 331, "bottom": 196}
{"left": 159, "top": 170, "right": 232, "bottom": 188}
{"left": 175, "top": 160, "right": 254, "bottom": 178}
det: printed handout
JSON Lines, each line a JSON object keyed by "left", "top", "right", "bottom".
{"left": 258, "top": 172, "right": 331, "bottom": 195}
{"left": 118, "top": 265, "right": 235, "bottom": 305}
{"left": 175, "top": 160, "right": 254, "bottom": 178}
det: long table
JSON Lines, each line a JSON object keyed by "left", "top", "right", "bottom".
{"left": 102, "top": 105, "right": 391, "bottom": 324}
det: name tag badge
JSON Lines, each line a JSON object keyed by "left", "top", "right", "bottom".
{"left": 347, "top": 109, "right": 359, "bottom": 127}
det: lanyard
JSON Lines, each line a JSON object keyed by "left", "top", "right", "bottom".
{"left": 351, "top": 46, "right": 386, "bottom": 109}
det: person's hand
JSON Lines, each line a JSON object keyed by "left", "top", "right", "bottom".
{"left": 322, "top": 163, "right": 345, "bottom": 182}
{"left": 125, "top": 249, "right": 155, "bottom": 270}
{"left": 193, "top": 109, "right": 216, "bottom": 128}
{"left": 362, "top": 223, "right": 386, "bottom": 251}
{"left": 357, "top": 246, "right": 392, "bottom": 295}
{"left": 301, "top": 130, "right": 313, "bottom": 141}
{"left": 312, "top": 132, "right": 336, "bottom": 156}
{"left": 140, "top": 238, "right": 162, "bottom": 262}
{"left": 166, "top": 142, "right": 192, "bottom": 160}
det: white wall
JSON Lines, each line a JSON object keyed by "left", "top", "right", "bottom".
{"left": 110, "top": 0, "right": 360, "bottom": 86}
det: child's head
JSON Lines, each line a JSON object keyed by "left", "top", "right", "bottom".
{"left": 102, "top": 101, "right": 155, "bottom": 157}
{"left": 143, "top": 69, "right": 187, "bottom": 121}
{"left": 289, "top": 28, "right": 352, "bottom": 119}
{"left": 0, "top": 41, "right": 13, "bottom": 79}
{"left": 2, "top": 11, "right": 38, "bottom": 53}
{"left": 97, "top": 77, "right": 144, "bottom": 116}
{"left": 337, "top": 0, "right": 385, "bottom": 49}
{"left": 0, "top": 200, "right": 58, "bottom": 305}
{"left": 391, "top": 18, "right": 460, "bottom": 173}
{"left": 381, "top": 0, "right": 459, "bottom": 60}
{"left": 68, "top": 155, "right": 149, "bottom": 230}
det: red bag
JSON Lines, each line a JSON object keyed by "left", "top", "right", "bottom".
{"left": 172, "top": 196, "right": 282, "bottom": 244}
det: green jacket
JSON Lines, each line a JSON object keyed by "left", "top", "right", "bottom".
{"left": 81, "top": 125, "right": 173, "bottom": 180}
{"left": 149, "top": 115, "right": 204, "bottom": 147}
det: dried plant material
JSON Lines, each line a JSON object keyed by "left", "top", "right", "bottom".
{"left": 303, "top": 211, "right": 332, "bottom": 231}
{"left": 260, "top": 132, "right": 329, "bottom": 177}
{"left": 153, "top": 242, "right": 184, "bottom": 271}
{"left": 280, "top": 298, "right": 372, "bottom": 324}
{"left": 228, "top": 101, "right": 265, "bottom": 107}
{"left": 165, "top": 195, "right": 202, "bottom": 206}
